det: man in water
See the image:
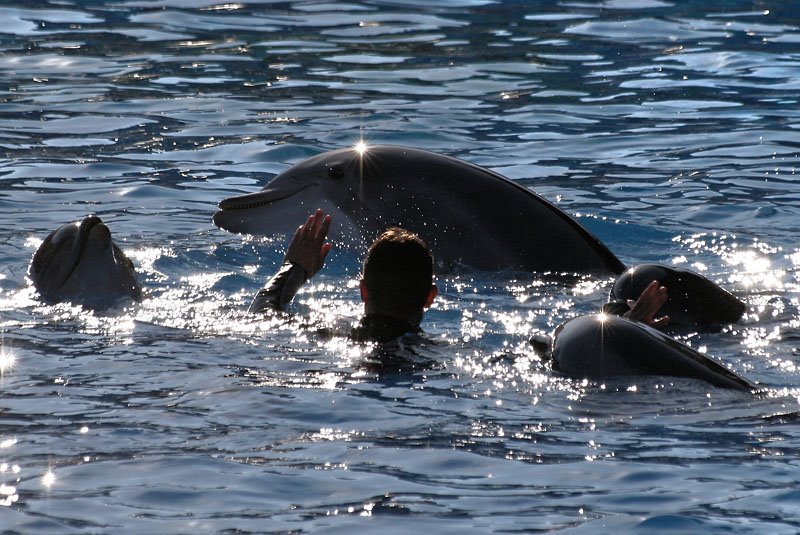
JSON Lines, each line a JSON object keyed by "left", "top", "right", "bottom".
{"left": 249, "top": 209, "right": 438, "bottom": 344}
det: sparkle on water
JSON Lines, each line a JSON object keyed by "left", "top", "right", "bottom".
{"left": 0, "top": 347, "right": 15, "bottom": 375}
{"left": 41, "top": 471, "right": 55, "bottom": 489}
{"left": 2, "top": 0, "right": 800, "bottom": 532}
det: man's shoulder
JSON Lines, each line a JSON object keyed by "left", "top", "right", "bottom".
{"left": 358, "top": 332, "right": 444, "bottom": 374}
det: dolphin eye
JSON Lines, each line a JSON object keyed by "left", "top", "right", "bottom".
{"left": 327, "top": 166, "right": 345, "bottom": 180}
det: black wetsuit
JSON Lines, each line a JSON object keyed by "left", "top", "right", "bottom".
{"left": 249, "top": 261, "right": 423, "bottom": 344}
{"left": 349, "top": 314, "right": 422, "bottom": 344}
{"left": 249, "top": 261, "right": 309, "bottom": 313}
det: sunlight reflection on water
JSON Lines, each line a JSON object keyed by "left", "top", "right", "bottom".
{"left": 0, "top": 346, "right": 16, "bottom": 375}
{"left": 2, "top": 0, "right": 800, "bottom": 531}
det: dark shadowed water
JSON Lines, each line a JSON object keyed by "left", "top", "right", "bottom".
{"left": 1, "top": 0, "right": 800, "bottom": 532}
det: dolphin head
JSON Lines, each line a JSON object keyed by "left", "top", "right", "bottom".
{"left": 29, "top": 215, "right": 142, "bottom": 306}
{"left": 610, "top": 263, "right": 745, "bottom": 328}
{"left": 213, "top": 146, "right": 372, "bottom": 245}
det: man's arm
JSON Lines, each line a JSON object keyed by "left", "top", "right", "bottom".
{"left": 249, "top": 209, "right": 332, "bottom": 313}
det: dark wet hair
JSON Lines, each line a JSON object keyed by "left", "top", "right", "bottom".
{"left": 362, "top": 227, "right": 433, "bottom": 318}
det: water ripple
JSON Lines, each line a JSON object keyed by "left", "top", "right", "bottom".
{"left": 2, "top": 0, "right": 800, "bottom": 532}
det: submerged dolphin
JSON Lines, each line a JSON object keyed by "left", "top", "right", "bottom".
{"left": 550, "top": 314, "right": 756, "bottom": 391}
{"left": 213, "top": 145, "right": 625, "bottom": 275}
{"left": 29, "top": 216, "right": 142, "bottom": 306}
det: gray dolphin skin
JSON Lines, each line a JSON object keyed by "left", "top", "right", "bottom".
{"left": 550, "top": 314, "right": 757, "bottom": 391}
{"left": 213, "top": 144, "right": 625, "bottom": 275}
{"left": 610, "top": 263, "right": 745, "bottom": 329}
{"left": 29, "top": 215, "right": 142, "bottom": 306}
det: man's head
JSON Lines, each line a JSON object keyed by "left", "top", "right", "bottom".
{"left": 359, "top": 227, "right": 437, "bottom": 322}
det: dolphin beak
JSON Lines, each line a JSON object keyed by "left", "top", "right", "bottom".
{"left": 75, "top": 215, "right": 111, "bottom": 253}
{"left": 78, "top": 215, "right": 104, "bottom": 237}
{"left": 218, "top": 182, "right": 316, "bottom": 210}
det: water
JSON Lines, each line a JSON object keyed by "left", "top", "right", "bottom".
{"left": 2, "top": 0, "right": 800, "bottom": 532}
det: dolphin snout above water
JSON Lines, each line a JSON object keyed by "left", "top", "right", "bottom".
{"left": 29, "top": 215, "right": 142, "bottom": 306}
{"left": 213, "top": 144, "right": 625, "bottom": 275}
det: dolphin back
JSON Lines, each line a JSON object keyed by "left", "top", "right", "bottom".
{"left": 551, "top": 314, "right": 756, "bottom": 391}
{"left": 359, "top": 146, "right": 626, "bottom": 274}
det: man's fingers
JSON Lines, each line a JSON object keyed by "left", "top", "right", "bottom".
{"left": 302, "top": 214, "right": 315, "bottom": 233}
{"left": 317, "top": 214, "right": 332, "bottom": 241}
{"left": 299, "top": 210, "right": 328, "bottom": 238}
{"left": 624, "top": 280, "right": 670, "bottom": 326}
{"left": 306, "top": 209, "right": 327, "bottom": 238}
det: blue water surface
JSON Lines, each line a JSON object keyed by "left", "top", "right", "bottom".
{"left": 1, "top": 0, "right": 800, "bottom": 532}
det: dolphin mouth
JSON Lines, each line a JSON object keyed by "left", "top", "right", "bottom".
{"left": 218, "top": 181, "right": 317, "bottom": 211}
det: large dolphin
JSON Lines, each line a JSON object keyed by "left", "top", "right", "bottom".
{"left": 29, "top": 215, "right": 142, "bottom": 307}
{"left": 549, "top": 314, "right": 757, "bottom": 391}
{"left": 213, "top": 145, "right": 625, "bottom": 275}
